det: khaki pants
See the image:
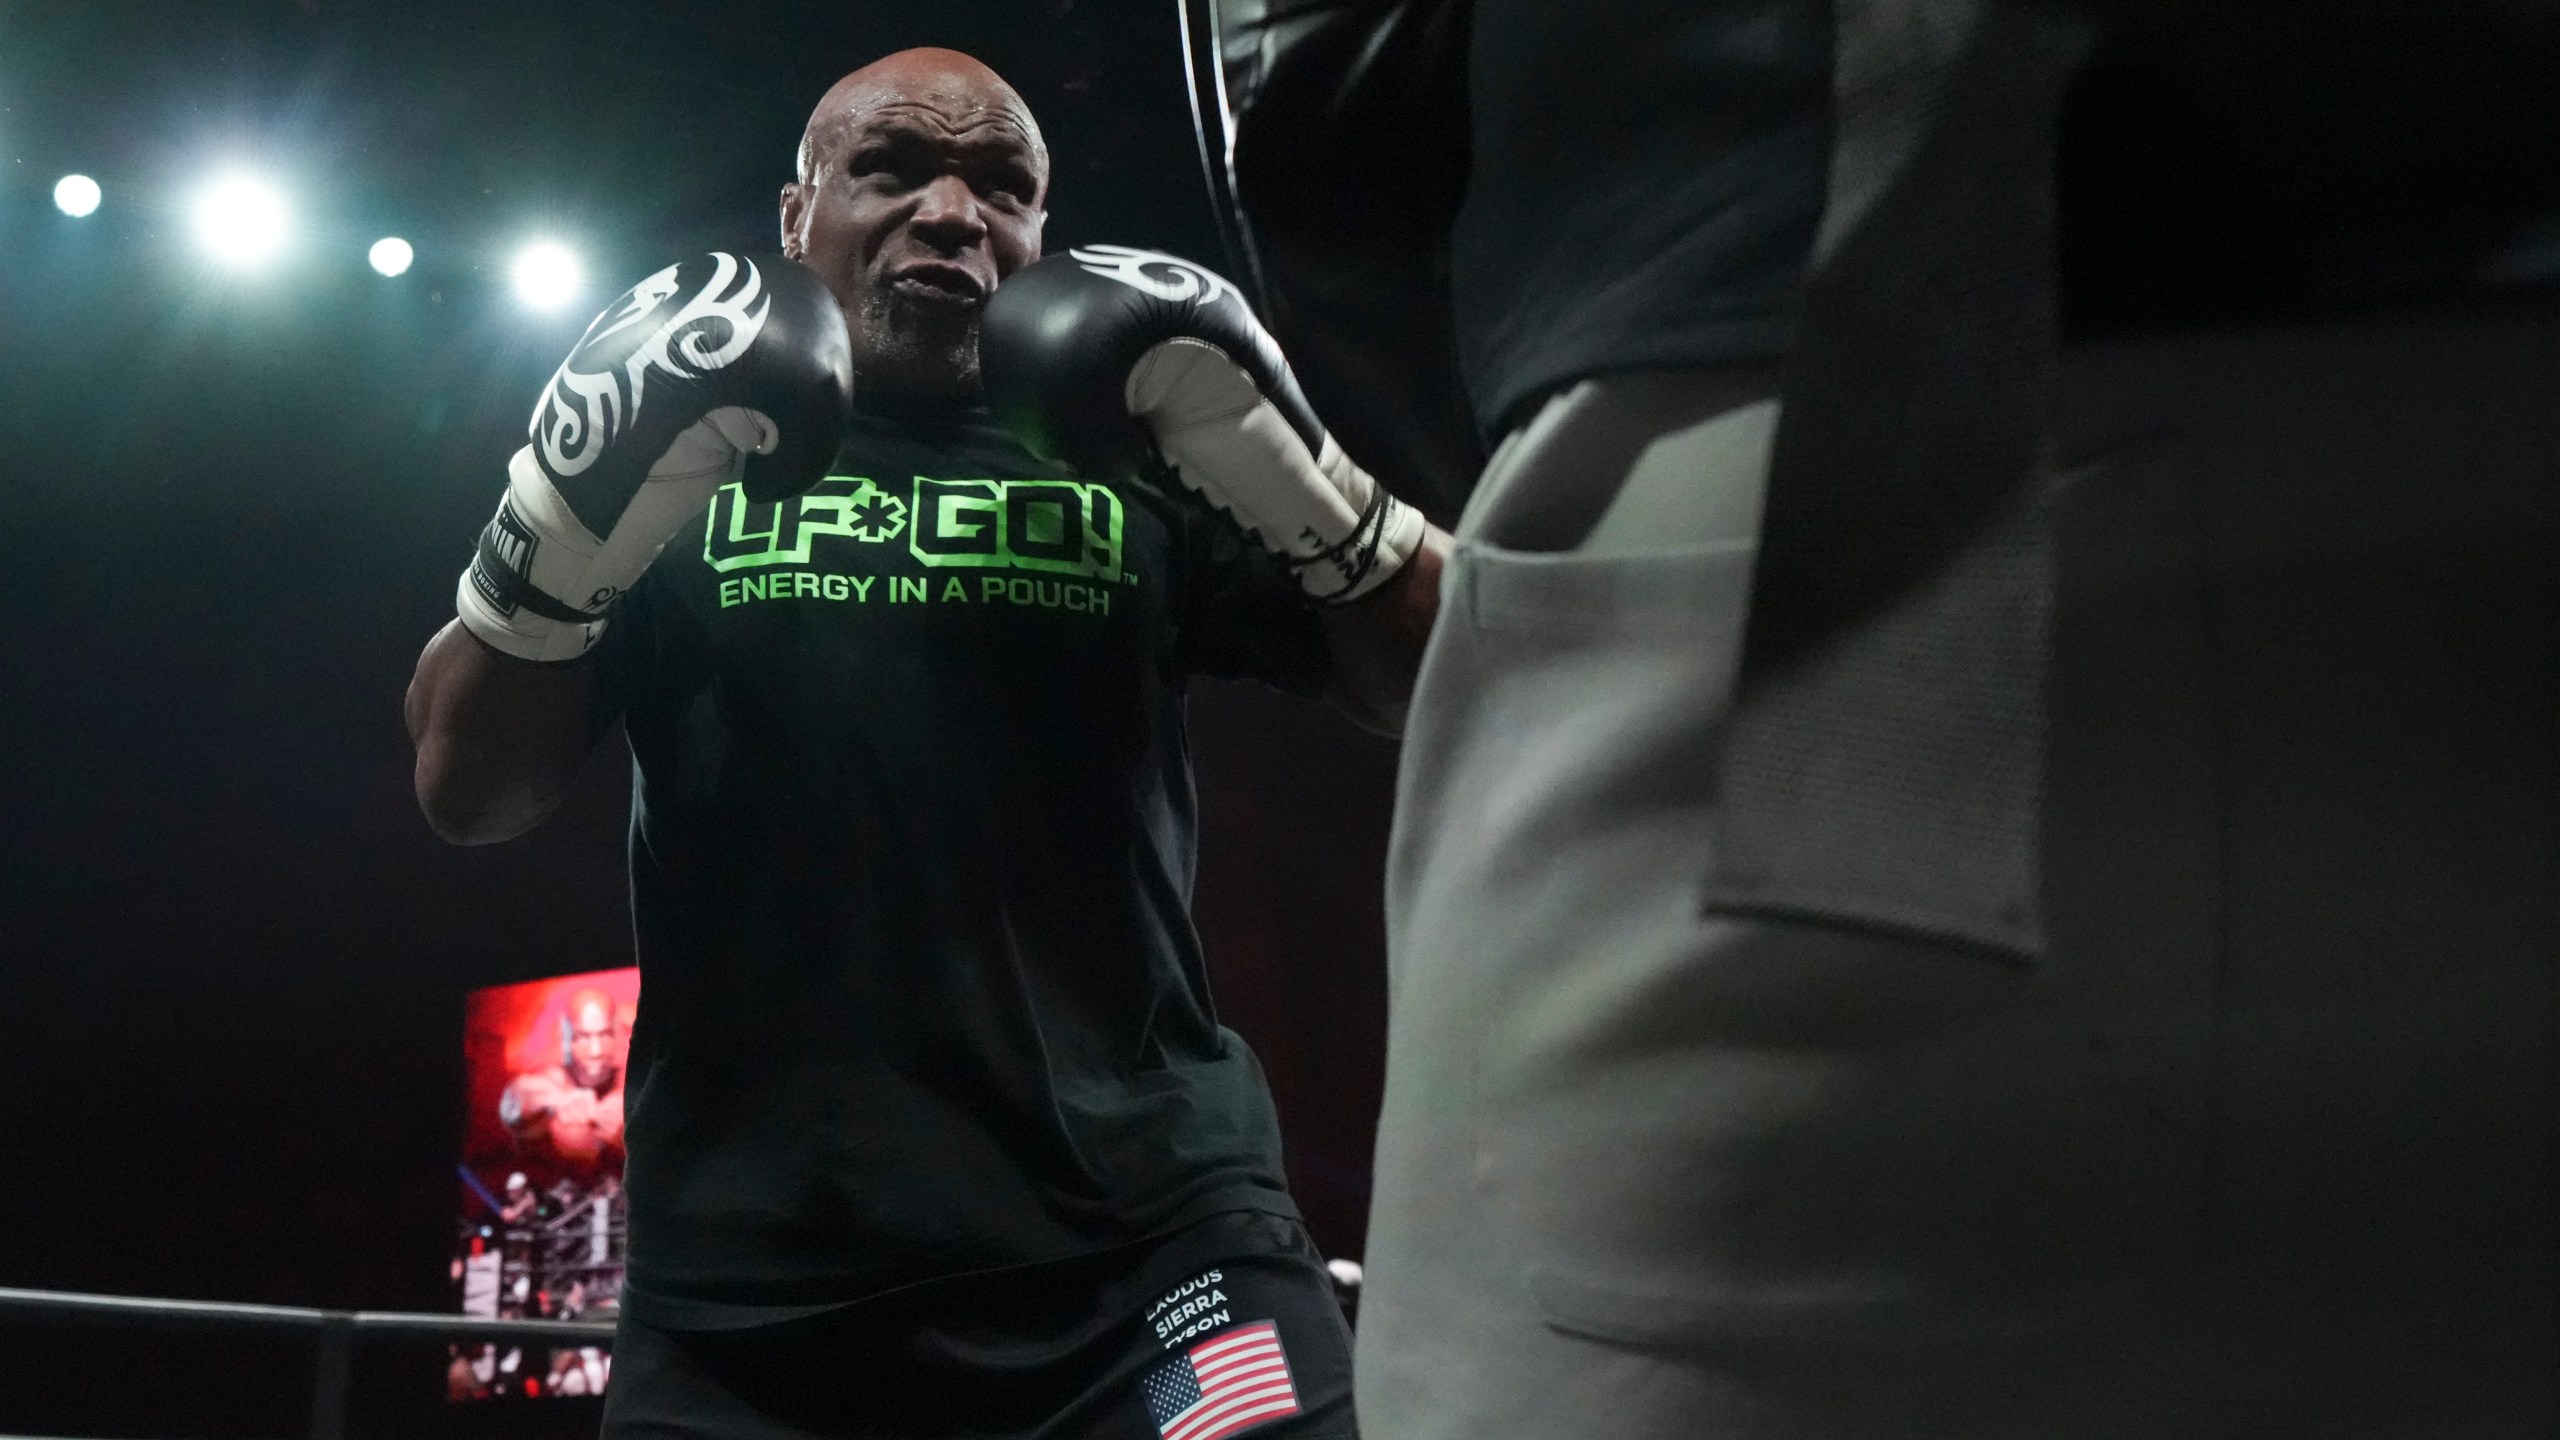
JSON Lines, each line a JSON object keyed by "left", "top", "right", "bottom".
{"left": 1357, "top": 322, "right": 2559, "bottom": 1437}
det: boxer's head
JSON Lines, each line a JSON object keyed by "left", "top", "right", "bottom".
{"left": 558, "top": 988, "right": 623, "bottom": 1094}
{"left": 781, "top": 48, "right": 1049, "bottom": 401}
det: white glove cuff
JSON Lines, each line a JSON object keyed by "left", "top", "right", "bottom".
{"left": 455, "top": 448, "right": 607, "bottom": 662}
{"left": 1310, "top": 435, "right": 1425, "bottom": 605}
{"left": 455, "top": 424, "right": 750, "bottom": 662}
{"left": 1130, "top": 339, "right": 1422, "bottom": 604}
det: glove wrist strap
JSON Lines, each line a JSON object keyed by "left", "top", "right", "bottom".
{"left": 455, "top": 446, "right": 617, "bottom": 664}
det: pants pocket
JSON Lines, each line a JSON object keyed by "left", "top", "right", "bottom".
{"left": 1468, "top": 911, "right": 2095, "bottom": 1350}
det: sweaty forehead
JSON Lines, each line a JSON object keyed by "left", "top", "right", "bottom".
{"left": 806, "top": 56, "right": 1047, "bottom": 174}
{"left": 844, "top": 97, "right": 1038, "bottom": 152}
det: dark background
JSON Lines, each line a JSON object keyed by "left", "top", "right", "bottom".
{"left": 0, "top": 0, "right": 2555, "bottom": 1435}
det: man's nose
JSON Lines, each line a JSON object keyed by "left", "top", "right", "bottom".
{"left": 908, "top": 174, "right": 990, "bottom": 249}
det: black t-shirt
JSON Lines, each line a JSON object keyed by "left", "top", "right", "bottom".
{"left": 591, "top": 400, "right": 1329, "bottom": 1324}
{"left": 1450, "top": 0, "right": 1830, "bottom": 436}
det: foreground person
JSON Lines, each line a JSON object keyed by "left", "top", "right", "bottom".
{"left": 1194, "top": 1, "right": 2560, "bottom": 1434}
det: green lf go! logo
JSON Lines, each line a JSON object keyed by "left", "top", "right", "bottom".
{"left": 704, "top": 476, "right": 1124, "bottom": 585}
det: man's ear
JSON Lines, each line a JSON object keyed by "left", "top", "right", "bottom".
{"left": 778, "top": 182, "right": 808, "bottom": 260}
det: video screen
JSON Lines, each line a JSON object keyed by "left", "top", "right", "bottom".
{"left": 448, "top": 967, "right": 637, "bottom": 1400}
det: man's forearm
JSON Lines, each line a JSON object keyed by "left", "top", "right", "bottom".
{"left": 406, "top": 618, "right": 602, "bottom": 845}
{"left": 1318, "top": 523, "right": 1451, "bottom": 735}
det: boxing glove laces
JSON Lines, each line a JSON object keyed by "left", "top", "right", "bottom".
{"left": 978, "top": 244, "right": 1423, "bottom": 604}
{"left": 457, "top": 251, "right": 853, "bottom": 662}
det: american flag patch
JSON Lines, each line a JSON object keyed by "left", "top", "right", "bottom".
{"left": 1141, "top": 1319, "right": 1302, "bottom": 1440}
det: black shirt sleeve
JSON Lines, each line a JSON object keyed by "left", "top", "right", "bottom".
{"left": 1165, "top": 493, "right": 1334, "bottom": 698}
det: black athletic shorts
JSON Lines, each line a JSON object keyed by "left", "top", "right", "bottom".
{"left": 601, "top": 1210, "right": 1357, "bottom": 1440}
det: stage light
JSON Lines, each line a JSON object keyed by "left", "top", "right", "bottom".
{"left": 191, "top": 175, "right": 290, "bottom": 267}
{"left": 53, "top": 174, "right": 101, "bottom": 218}
{"left": 369, "top": 236, "right": 415, "bottom": 277}
{"left": 511, "top": 241, "right": 582, "bottom": 311}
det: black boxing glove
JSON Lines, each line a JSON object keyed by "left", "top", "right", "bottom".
{"left": 979, "top": 244, "right": 1423, "bottom": 604}
{"left": 457, "top": 251, "right": 853, "bottom": 662}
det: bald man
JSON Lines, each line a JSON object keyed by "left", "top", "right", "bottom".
{"left": 783, "top": 52, "right": 1042, "bottom": 401}
{"left": 496, "top": 986, "right": 628, "bottom": 1163}
{"left": 408, "top": 47, "right": 1422, "bottom": 1440}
